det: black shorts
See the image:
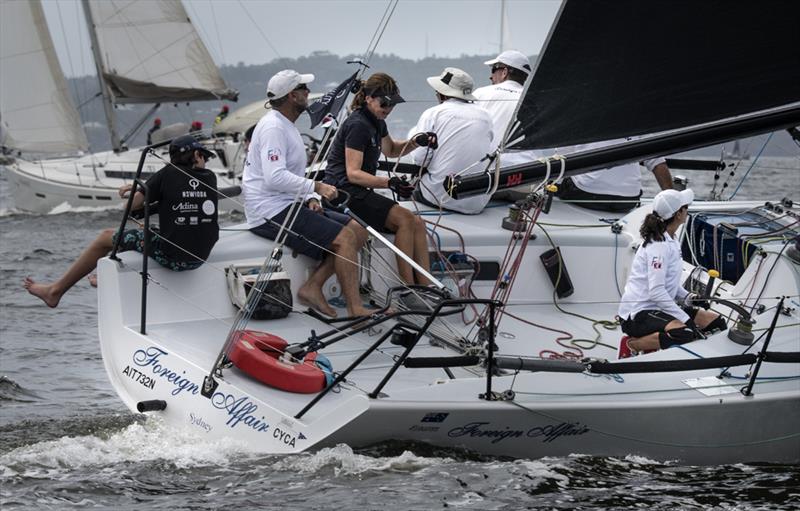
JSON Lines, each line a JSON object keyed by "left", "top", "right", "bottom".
{"left": 251, "top": 204, "right": 351, "bottom": 260}
{"left": 620, "top": 307, "right": 699, "bottom": 337}
{"left": 556, "top": 177, "right": 641, "bottom": 212}
{"left": 113, "top": 228, "right": 203, "bottom": 271}
{"left": 344, "top": 186, "right": 397, "bottom": 232}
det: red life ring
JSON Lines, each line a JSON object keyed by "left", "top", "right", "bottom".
{"left": 228, "top": 330, "right": 326, "bottom": 394}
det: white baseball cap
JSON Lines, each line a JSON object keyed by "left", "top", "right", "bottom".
{"left": 427, "top": 67, "right": 476, "bottom": 101}
{"left": 653, "top": 188, "right": 694, "bottom": 219}
{"left": 266, "top": 69, "right": 314, "bottom": 100}
{"left": 484, "top": 50, "right": 532, "bottom": 74}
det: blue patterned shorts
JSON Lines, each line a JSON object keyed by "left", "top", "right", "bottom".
{"left": 113, "top": 229, "right": 203, "bottom": 271}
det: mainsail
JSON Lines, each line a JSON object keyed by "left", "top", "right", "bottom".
{"left": 0, "top": 0, "right": 88, "bottom": 154}
{"left": 86, "top": 0, "right": 238, "bottom": 104}
{"left": 510, "top": 0, "right": 800, "bottom": 151}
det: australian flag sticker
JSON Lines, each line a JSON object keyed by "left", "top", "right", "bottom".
{"left": 268, "top": 148, "right": 281, "bottom": 161}
{"left": 421, "top": 412, "right": 449, "bottom": 423}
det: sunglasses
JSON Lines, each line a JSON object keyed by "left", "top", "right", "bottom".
{"left": 293, "top": 83, "right": 309, "bottom": 92}
{"left": 491, "top": 65, "right": 508, "bottom": 74}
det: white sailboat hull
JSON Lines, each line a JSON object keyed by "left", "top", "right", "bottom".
{"left": 5, "top": 140, "right": 245, "bottom": 213}
{"left": 96, "top": 199, "right": 800, "bottom": 464}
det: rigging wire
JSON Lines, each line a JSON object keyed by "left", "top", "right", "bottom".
{"left": 729, "top": 132, "right": 774, "bottom": 199}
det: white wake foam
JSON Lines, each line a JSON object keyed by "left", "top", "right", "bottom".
{"left": 271, "top": 443, "right": 449, "bottom": 477}
{"left": 0, "top": 416, "right": 250, "bottom": 476}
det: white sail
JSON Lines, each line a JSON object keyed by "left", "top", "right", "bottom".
{"left": 0, "top": 0, "right": 88, "bottom": 154}
{"left": 87, "top": 0, "right": 237, "bottom": 103}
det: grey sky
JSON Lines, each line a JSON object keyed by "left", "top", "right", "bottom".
{"left": 41, "top": 0, "right": 561, "bottom": 76}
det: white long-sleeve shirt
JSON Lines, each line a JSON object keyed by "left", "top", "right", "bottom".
{"left": 408, "top": 99, "right": 493, "bottom": 214}
{"left": 618, "top": 231, "right": 690, "bottom": 323}
{"left": 243, "top": 110, "right": 316, "bottom": 227}
{"left": 563, "top": 138, "right": 666, "bottom": 197}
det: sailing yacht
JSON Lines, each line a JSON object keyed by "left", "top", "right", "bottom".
{"left": 92, "top": 1, "right": 799, "bottom": 463}
{"left": 0, "top": 0, "right": 240, "bottom": 214}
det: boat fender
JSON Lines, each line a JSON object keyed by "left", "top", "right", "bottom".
{"left": 314, "top": 353, "right": 334, "bottom": 387}
{"left": 137, "top": 400, "right": 167, "bottom": 413}
{"left": 658, "top": 325, "right": 696, "bottom": 348}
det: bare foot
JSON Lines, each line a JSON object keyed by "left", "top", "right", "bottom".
{"left": 23, "top": 277, "right": 61, "bottom": 308}
{"left": 348, "top": 304, "right": 381, "bottom": 318}
{"left": 88, "top": 274, "right": 98, "bottom": 287}
{"left": 297, "top": 285, "right": 337, "bottom": 317}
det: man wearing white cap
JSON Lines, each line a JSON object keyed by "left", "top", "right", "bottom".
{"left": 473, "top": 50, "right": 531, "bottom": 154}
{"left": 243, "top": 70, "right": 373, "bottom": 318}
{"left": 617, "top": 189, "right": 726, "bottom": 358}
{"left": 408, "top": 67, "right": 494, "bottom": 214}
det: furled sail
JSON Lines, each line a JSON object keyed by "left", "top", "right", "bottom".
{"left": 0, "top": 0, "right": 88, "bottom": 154}
{"left": 510, "top": 0, "right": 800, "bottom": 151}
{"left": 86, "top": 0, "right": 237, "bottom": 104}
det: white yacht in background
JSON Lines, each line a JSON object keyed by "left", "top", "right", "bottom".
{"left": 0, "top": 0, "right": 240, "bottom": 214}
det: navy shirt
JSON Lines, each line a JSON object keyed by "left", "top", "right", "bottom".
{"left": 324, "top": 107, "right": 388, "bottom": 188}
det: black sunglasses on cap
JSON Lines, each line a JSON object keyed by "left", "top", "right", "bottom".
{"left": 491, "top": 64, "right": 508, "bottom": 74}
{"left": 293, "top": 83, "right": 309, "bottom": 92}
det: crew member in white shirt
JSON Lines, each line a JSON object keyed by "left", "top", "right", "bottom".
{"left": 408, "top": 67, "right": 493, "bottom": 214}
{"left": 617, "top": 189, "right": 726, "bottom": 358}
{"left": 243, "top": 69, "right": 373, "bottom": 318}
{"left": 556, "top": 138, "right": 674, "bottom": 212}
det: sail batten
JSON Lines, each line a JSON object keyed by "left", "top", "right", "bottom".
{"left": 0, "top": 0, "right": 88, "bottom": 154}
{"left": 87, "top": 0, "right": 237, "bottom": 104}
{"left": 511, "top": 0, "right": 800, "bottom": 151}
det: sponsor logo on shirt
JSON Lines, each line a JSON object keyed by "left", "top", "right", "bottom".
{"left": 175, "top": 216, "right": 186, "bottom": 225}
{"left": 189, "top": 178, "right": 200, "bottom": 190}
{"left": 202, "top": 199, "right": 216, "bottom": 215}
{"left": 172, "top": 202, "right": 199, "bottom": 212}
{"left": 190, "top": 217, "right": 198, "bottom": 225}
{"left": 268, "top": 148, "right": 281, "bottom": 161}
{"left": 651, "top": 256, "right": 663, "bottom": 269}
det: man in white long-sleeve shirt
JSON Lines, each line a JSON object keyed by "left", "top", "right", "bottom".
{"left": 409, "top": 67, "right": 493, "bottom": 214}
{"left": 243, "top": 70, "right": 372, "bottom": 318}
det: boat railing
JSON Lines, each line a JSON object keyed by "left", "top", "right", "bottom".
{"left": 109, "top": 141, "right": 171, "bottom": 334}
{"left": 294, "top": 294, "right": 504, "bottom": 419}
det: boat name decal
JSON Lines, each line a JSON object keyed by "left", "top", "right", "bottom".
{"left": 421, "top": 412, "right": 449, "bottom": 423}
{"left": 189, "top": 412, "right": 213, "bottom": 433}
{"left": 210, "top": 393, "right": 270, "bottom": 434}
{"left": 132, "top": 347, "right": 199, "bottom": 396}
{"left": 122, "top": 365, "right": 156, "bottom": 390}
{"left": 447, "top": 421, "right": 590, "bottom": 444}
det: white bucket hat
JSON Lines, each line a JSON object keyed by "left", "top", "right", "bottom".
{"left": 266, "top": 69, "right": 314, "bottom": 100}
{"left": 426, "top": 67, "right": 476, "bottom": 101}
{"left": 653, "top": 188, "right": 694, "bottom": 219}
{"left": 484, "top": 50, "right": 532, "bottom": 73}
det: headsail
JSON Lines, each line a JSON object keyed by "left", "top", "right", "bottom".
{"left": 86, "top": 0, "right": 238, "bottom": 103}
{"left": 510, "top": 0, "right": 800, "bottom": 151}
{"left": 0, "top": 0, "right": 88, "bottom": 154}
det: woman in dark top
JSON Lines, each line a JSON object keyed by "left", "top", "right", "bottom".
{"left": 324, "top": 73, "right": 436, "bottom": 285}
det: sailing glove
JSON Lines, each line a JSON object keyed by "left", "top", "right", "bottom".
{"left": 388, "top": 176, "right": 415, "bottom": 199}
{"left": 413, "top": 132, "right": 438, "bottom": 149}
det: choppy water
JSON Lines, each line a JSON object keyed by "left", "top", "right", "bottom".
{"left": 1, "top": 158, "right": 799, "bottom": 510}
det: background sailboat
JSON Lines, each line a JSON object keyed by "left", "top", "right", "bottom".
{"left": 0, "top": 0, "right": 239, "bottom": 214}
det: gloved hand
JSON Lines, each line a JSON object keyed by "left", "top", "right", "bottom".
{"left": 683, "top": 292, "right": 710, "bottom": 309}
{"left": 413, "top": 132, "right": 438, "bottom": 149}
{"left": 388, "top": 176, "right": 415, "bottom": 199}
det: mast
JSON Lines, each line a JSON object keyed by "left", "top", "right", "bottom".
{"left": 499, "top": 0, "right": 506, "bottom": 52}
{"left": 81, "top": 0, "right": 121, "bottom": 152}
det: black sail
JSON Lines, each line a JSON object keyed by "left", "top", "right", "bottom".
{"left": 511, "top": 0, "right": 800, "bottom": 151}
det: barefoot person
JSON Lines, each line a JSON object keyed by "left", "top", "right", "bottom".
{"left": 25, "top": 135, "right": 220, "bottom": 307}
{"left": 243, "top": 70, "right": 372, "bottom": 318}
{"left": 617, "top": 189, "right": 727, "bottom": 357}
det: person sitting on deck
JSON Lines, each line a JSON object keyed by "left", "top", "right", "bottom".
{"left": 243, "top": 69, "right": 374, "bottom": 318}
{"left": 555, "top": 139, "right": 674, "bottom": 212}
{"left": 616, "top": 188, "right": 726, "bottom": 358}
{"left": 24, "top": 135, "right": 220, "bottom": 308}
{"left": 322, "top": 72, "right": 435, "bottom": 287}
{"left": 408, "top": 67, "right": 493, "bottom": 214}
